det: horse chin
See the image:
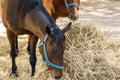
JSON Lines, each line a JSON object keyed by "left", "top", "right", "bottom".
{"left": 69, "top": 14, "right": 79, "bottom": 20}
{"left": 52, "top": 68, "right": 62, "bottom": 79}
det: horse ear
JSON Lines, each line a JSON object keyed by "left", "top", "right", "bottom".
{"left": 62, "top": 22, "right": 72, "bottom": 33}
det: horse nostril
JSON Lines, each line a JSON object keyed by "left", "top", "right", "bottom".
{"left": 74, "top": 15, "right": 79, "bottom": 20}
{"left": 55, "top": 76, "right": 61, "bottom": 79}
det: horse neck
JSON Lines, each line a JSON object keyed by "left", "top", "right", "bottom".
{"left": 41, "top": 0, "right": 53, "bottom": 15}
{"left": 53, "top": 0, "right": 69, "bottom": 18}
{"left": 23, "top": 5, "right": 56, "bottom": 39}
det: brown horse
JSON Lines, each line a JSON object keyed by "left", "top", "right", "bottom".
{"left": 42, "top": 0, "right": 80, "bottom": 21}
{"left": 1, "top": 0, "right": 71, "bottom": 79}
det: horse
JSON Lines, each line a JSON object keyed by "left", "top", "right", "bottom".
{"left": 1, "top": 0, "right": 72, "bottom": 79}
{"left": 23, "top": 0, "right": 80, "bottom": 53}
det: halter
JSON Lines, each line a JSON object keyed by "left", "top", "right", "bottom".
{"left": 64, "top": 0, "right": 80, "bottom": 10}
{"left": 38, "top": 28, "right": 64, "bottom": 70}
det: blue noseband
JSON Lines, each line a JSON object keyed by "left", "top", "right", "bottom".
{"left": 64, "top": 0, "right": 80, "bottom": 10}
{"left": 38, "top": 34, "right": 64, "bottom": 70}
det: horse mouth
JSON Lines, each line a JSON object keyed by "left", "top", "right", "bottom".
{"left": 52, "top": 68, "right": 62, "bottom": 80}
{"left": 69, "top": 14, "right": 79, "bottom": 20}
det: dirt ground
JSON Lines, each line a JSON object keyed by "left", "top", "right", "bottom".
{"left": 0, "top": 0, "right": 120, "bottom": 80}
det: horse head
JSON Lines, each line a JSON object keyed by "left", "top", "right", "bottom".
{"left": 64, "top": 0, "right": 80, "bottom": 20}
{"left": 38, "top": 22, "right": 72, "bottom": 79}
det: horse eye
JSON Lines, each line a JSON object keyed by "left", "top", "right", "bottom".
{"left": 51, "top": 49, "right": 55, "bottom": 53}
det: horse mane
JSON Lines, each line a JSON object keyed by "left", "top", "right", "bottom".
{"left": 18, "top": 0, "right": 37, "bottom": 20}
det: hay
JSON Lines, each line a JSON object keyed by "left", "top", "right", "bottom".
{"left": 0, "top": 23, "right": 120, "bottom": 80}
{"left": 63, "top": 23, "right": 120, "bottom": 80}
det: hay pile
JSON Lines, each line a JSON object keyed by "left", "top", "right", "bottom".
{"left": 0, "top": 23, "right": 120, "bottom": 80}
{"left": 63, "top": 23, "right": 120, "bottom": 80}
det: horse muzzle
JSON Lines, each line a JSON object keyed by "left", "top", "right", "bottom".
{"left": 69, "top": 14, "right": 79, "bottom": 20}
{"left": 53, "top": 68, "right": 62, "bottom": 80}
